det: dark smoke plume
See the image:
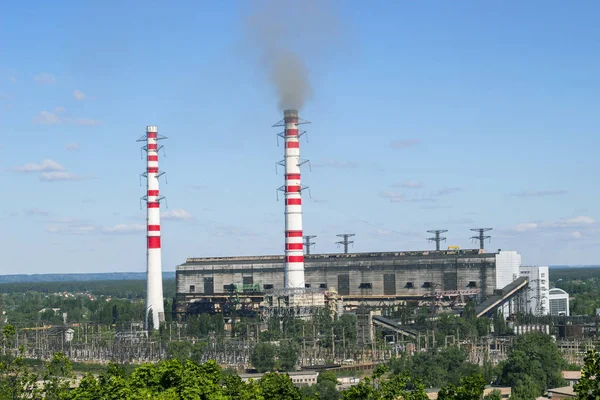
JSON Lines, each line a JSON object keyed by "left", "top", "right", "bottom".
{"left": 243, "top": 0, "right": 341, "bottom": 111}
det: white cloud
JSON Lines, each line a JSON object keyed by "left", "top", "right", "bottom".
{"left": 33, "top": 111, "right": 102, "bottom": 126}
{"left": 13, "top": 159, "right": 65, "bottom": 173}
{"left": 25, "top": 208, "right": 51, "bottom": 217}
{"left": 515, "top": 222, "right": 539, "bottom": 232}
{"left": 393, "top": 180, "right": 423, "bottom": 189}
{"left": 390, "top": 139, "right": 419, "bottom": 149}
{"left": 163, "top": 209, "right": 193, "bottom": 220}
{"left": 65, "top": 143, "right": 80, "bottom": 151}
{"left": 434, "top": 187, "right": 463, "bottom": 196}
{"left": 33, "top": 72, "right": 56, "bottom": 85}
{"left": 102, "top": 224, "right": 146, "bottom": 234}
{"left": 571, "top": 231, "right": 583, "bottom": 239}
{"left": 379, "top": 191, "right": 405, "bottom": 203}
{"left": 311, "top": 159, "right": 359, "bottom": 168}
{"left": 33, "top": 111, "right": 61, "bottom": 125}
{"left": 39, "top": 171, "right": 88, "bottom": 181}
{"left": 64, "top": 118, "right": 102, "bottom": 126}
{"left": 513, "top": 190, "right": 568, "bottom": 197}
{"left": 46, "top": 224, "right": 96, "bottom": 235}
{"left": 73, "top": 89, "right": 86, "bottom": 101}
{"left": 54, "top": 106, "right": 66, "bottom": 113}
{"left": 555, "top": 216, "right": 595, "bottom": 227}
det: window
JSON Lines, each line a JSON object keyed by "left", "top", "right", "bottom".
{"left": 467, "top": 281, "right": 477, "bottom": 288}
{"left": 189, "top": 285, "right": 195, "bottom": 293}
{"left": 359, "top": 282, "right": 372, "bottom": 289}
{"left": 405, "top": 282, "right": 414, "bottom": 289}
{"left": 319, "top": 283, "right": 328, "bottom": 289}
{"left": 422, "top": 282, "right": 432, "bottom": 288}
{"left": 305, "top": 284, "right": 311, "bottom": 288}
{"left": 263, "top": 284, "right": 274, "bottom": 290}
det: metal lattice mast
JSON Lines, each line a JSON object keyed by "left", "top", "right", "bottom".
{"left": 470, "top": 228, "right": 492, "bottom": 250}
{"left": 427, "top": 230, "right": 448, "bottom": 251}
{"left": 137, "top": 126, "right": 167, "bottom": 330}
{"left": 273, "top": 110, "right": 311, "bottom": 289}
{"left": 303, "top": 235, "right": 317, "bottom": 255}
{"left": 336, "top": 234, "right": 355, "bottom": 254}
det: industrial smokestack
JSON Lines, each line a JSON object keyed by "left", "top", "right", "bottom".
{"left": 138, "top": 126, "right": 166, "bottom": 330}
{"left": 277, "top": 109, "right": 308, "bottom": 289}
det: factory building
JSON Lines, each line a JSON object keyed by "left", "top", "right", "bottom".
{"left": 175, "top": 248, "right": 523, "bottom": 316}
{"left": 519, "top": 266, "right": 550, "bottom": 316}
{"left": 549, "top": 288, "right": 570, "bottom": 316}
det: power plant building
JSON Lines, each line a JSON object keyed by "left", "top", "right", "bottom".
{"left": 175, "top": 249, "right": 523, "bottom": 315}
{"left": 519, "top": 266, "right": 550, "bottom": 316}
{"left": 548, "top": 288, "right": 570, "bottom": 316}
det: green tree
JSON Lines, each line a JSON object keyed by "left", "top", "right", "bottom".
{"left": 498, "top": 332, "right": 566, "bottom": 396}
{"left": 483, "top": 389, "right": 502, "bottom": 400}
{"left": 574, "top": 349, "right": 600, "bottom": 399}
{"left": 278, "top": 340, "right": 300, "bottom": 372}
{"left": 166, "top": 341, "right": 192, "bottom": 363}
{"left": 259, "top": 372, "right": 301, "bottom": 400}
{"left": 252, "top": 343, "right": 277, "bottom": 373}
{"left": 43, "top": 352, "right": 74, "bottom": 400}
{"left": 437, "top": 374, "right": 486, "bottom": 400}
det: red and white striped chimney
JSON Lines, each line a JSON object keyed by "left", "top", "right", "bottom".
{"left": 282, "top": 109, "right": 305, "bottom": 289}
{"left": 142, "top": 125, "right": 165, "bottom": 329}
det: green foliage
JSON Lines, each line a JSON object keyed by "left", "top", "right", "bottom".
{"left": 574, "top": 349, "right": 600, "bottom": 399}
{"left": 259, "top": 372, "right": 302, "bottom": 400}
{"left": 252, "top": 342, "right": 277, "bottom": 373}
{"left": 483, "top": 389, "right": 502, "bottom": 400}
{"left": 437, "top": 374, "right": 486, "bottom": 400}
{"left": 390, "top": 346, "right": 482, "bottom": 388}
{"left": 166, "top": 341, "right": 192, "bottom": 363}
{"left": 498, "top": 332, "right": 566, "bottom": 396}
{"left": 278, "top": 340, "right": 300, "bottom": 372}
{"left": 342, "top": 366, "right": 428, "bottom": 400}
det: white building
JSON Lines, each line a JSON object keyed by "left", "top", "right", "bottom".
{"left": 519, "top": 266, "right": 550, "bottom": 316}
{"left": 495, "top": 251, "right": 522, "bottom": 289}
{"left": 549, "top": 288, "right": 570, "bottom": 316}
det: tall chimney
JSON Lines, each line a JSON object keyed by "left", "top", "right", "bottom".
{"left": 138, "top": 126, "right": 166, "bottom": 330}
{"left": 277, "top": 109, "right": 308, "bottom": 289}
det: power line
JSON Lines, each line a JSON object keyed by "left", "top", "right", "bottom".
{"left": 427, "top": 230, "right": 448, "bottom": 251}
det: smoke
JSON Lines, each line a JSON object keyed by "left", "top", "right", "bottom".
{"left": 243, "top": 0, "right": 342, "bottom": 111}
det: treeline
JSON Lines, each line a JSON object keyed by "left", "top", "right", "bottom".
{"left": 0, "top": 329, "right": 584, "bottom": 400}
{"left": 0, "top": 279, "right": 176, "bottom": 298}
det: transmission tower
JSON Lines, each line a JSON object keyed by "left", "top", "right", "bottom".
{"left": 336, "top": 234, "right": 355, "bottom": 254}
{"left": 427, "top": 230, "right": 448, "bottom": 251}
{"left": 303, "top": 235, "right": 317, "bottom": 255}
{"left": 470, "top": 228, "right": 492, "bottom": 250}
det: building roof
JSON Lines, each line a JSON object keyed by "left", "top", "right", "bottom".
{"left": 547, "top": 385, "right": 576, "bottom": 397}
{"left": 562, "top": 370, "right": 582, "bottom": 380}
{"left": 550, "top": 288, "right": 568, "bottom": 295}
{"left": 181, "top": 249, "right": 495, "bottom": 266}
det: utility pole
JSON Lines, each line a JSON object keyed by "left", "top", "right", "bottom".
{"left": 336, "top": 233, "right": 355, "bottom": 254}
{"left": 303, "top": 235, "right": 317, "bottom": 255}
{"left": 427, "top": 230, "right": 448, "bottom": 251}
{"left": 470, "top": 228, "right": 492, "bottom": 250}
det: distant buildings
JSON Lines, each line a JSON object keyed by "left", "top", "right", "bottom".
{"left": 549, "top": 288, "right": 570, "bottom": 316}
{"left": 519, "top": 266, "right": 550, "bottom": 316}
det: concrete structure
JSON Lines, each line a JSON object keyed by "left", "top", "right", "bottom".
{"left": 495, "top": 250, "right": 521, "bottom": 289}
{"left": 274, "top": 109, "right": 309, "bottom": 289}
{"left": 138, "top": 126, "right": 166, "bottom": 329}
{"left": 175, "top": 248, "right": 521, "bottom": 316}
{"left": 549, "top": 288, "right": 570, "bottom": 316}
{"left": 520, "top": 266, "right": 550, "bottom": 316}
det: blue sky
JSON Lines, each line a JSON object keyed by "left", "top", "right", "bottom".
{"left": 0, "top": 1, "right": 598, "bottom": 274}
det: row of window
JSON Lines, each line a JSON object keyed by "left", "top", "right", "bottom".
{"left": 188, "top": 279, "right": 478, "bottom": 293}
